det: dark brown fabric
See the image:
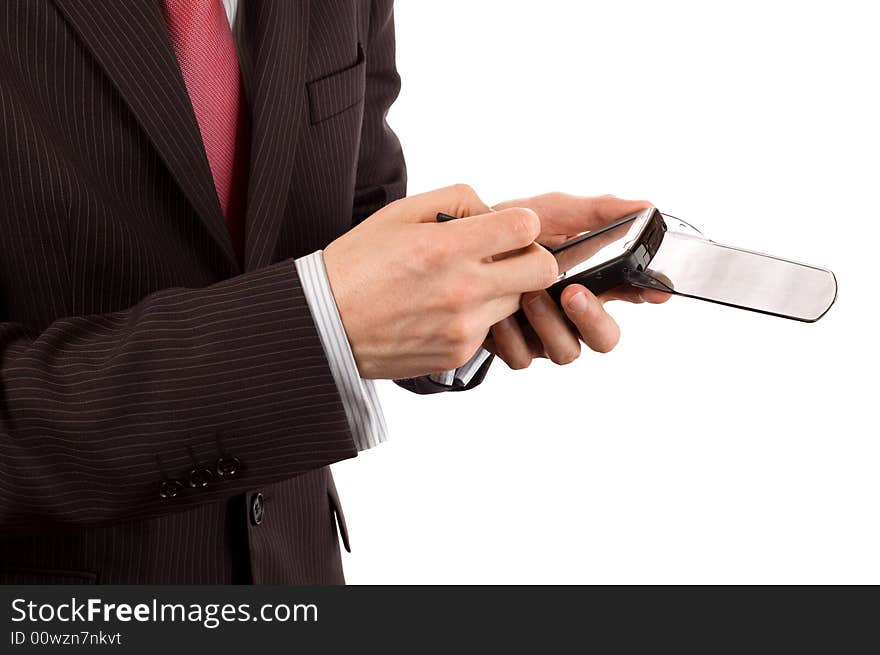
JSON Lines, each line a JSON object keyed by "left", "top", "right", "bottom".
{"left": 0, "top": 0, "right": 405, "bottom": 584}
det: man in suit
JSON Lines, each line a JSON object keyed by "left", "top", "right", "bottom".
{"left": 0, "top": 0, "right": 665, "bottom": 584}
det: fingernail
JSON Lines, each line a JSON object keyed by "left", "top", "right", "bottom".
{"left": 526, "top": 294, "right": 551, "bottom": 316}
{"left": 567, "top": 291, "right": 590, "bottom": 314}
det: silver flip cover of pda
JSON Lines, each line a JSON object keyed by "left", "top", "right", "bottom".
{"left": 628, "top": 227, "right": 837, "bottom": 323}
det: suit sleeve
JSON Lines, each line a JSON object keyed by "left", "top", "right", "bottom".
{"left": 0, "top": 260, "right": 357, "bottom": 537}
{"left": 351, "top": 0, "right": 406, "bottom": 225}
{"left": 352, "top": 1, "right": 494, "bottom": 394}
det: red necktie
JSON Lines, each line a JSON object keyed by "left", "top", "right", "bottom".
{"left": 162, "top": 0, "right": 248, "bottom": 263}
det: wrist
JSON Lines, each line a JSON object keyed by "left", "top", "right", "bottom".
{"left": 322, "top": 240, "right": 373, "bottom": 377}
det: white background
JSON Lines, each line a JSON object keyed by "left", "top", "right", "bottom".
{"left": 333, "top": 0, "right": 879, "bottom": 583}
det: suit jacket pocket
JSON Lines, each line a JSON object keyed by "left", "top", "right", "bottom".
{"left": 307, "top": 44, "right": 366, "bottom": 125}
{"left": 0, "top": 567, "right": 98, "bottom": 584}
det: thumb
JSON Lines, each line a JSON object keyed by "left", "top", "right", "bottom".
{"left": 497, "top": 193, "right": 652, "bottom": 237}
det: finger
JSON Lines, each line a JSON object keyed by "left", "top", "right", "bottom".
{"left": 481, "top": 293, "right": 526, "bottom": 328}
{"left": 490, "top": 316, "right": 534, "bottom": 370}
{"left": 497, "top": 192, "right": 652, "bottom": 238}
{"left": 571, "top": 194, "right": 653, "bottom": 231}
{"left": 384, "top": 183, "right": 491, "bottom": 223}
{"left": 450, "top": 206, "right": 542, "bottom": 258}
{"left": 484, "top": 242, "right": 559, "bottom": 295}
{"left": 513, "top": 315, "right": 551, "bottom": 360}
{"left": 599, "top": 286, "right": 645, "bottom": 303}
{"left": 560, "top": 284, "right": 621, "bottom": 353}
{"left": 521, "top": 290, "right": 582, "bottom": 365}
{"left": 599, "top": 286, "right": 672, "bottom": 304}
{"left": 637, "top": 288, "right": 672, "bottom": 304}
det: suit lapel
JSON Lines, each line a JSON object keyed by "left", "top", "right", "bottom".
{"left": 53, "top": 0, "right": 240, "bottom": 273}
{"left": 242, "top": 0, "right": 311, "bottom": 271}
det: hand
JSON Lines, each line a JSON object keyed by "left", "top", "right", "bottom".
{"left": 485, "top": 193, "right": 671, "bottom": 369}
{"left": 324, "top": 185, "right": 559, "bottom": 379}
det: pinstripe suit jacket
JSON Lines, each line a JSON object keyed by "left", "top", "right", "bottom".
{"left": 0, "top": 0, "right": 407, "bottom": 584}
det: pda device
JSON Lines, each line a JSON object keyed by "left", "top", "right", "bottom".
{"left": 546, "top": 207, "right": 836, "bottom": 322}
{"left": 439, "top": 208, "right": 837, "bottom": 322}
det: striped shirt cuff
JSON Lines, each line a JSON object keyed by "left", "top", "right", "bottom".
{"left": 428, "top": 348, "right": 493, "bottom": 387}
{"left": 294, "top": 251, "right": 388, "bottom": 451}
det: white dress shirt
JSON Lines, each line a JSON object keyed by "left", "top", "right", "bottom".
{"left": 221, "top": 0, "right": 490, "bottom": 451}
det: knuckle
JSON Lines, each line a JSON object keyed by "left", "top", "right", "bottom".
{"left": 544, "top": 191, "right": 568, "bottom": 204}
{"left": 451, "top": 182, "right": 478, "bottom": 206}
{"left": 454, "top": 345, "right": 477, "bottom": 369}
{"left": 593, "top": 330, "right": 620, "bottom": 354}
{"left": 416, "top": 235, "right": 450, "bottom": 271}
{"left": 535, "top": 249, "right": 559, "bottom": 288}
{"left": 445, "top": 316, "right": 474, "bottom": 348}
{"left": 450, "top": 183, "right": 488, "bottom": 216}
{"left": 509, "top": 207, "right": 541, "bottom": 243}
{"left": 452, "top": 182, "right": 475, "bottom": 197}
{"left": 442, "top": 316, "right": 486, "bottom": 368}
{"left": 508, "top": 355, "right": 532, "bottom": 370}
{"left": 551, "top": 344, "right": 581, "bottom": 365}
{"left": 442, "top": 279, "right": 477, "bottom": 312}
{"left": 444, "top": 341, "right": 477, "bottom": 370}
{"left": 435, "top": 288, "right": 459, "bottom": 314}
